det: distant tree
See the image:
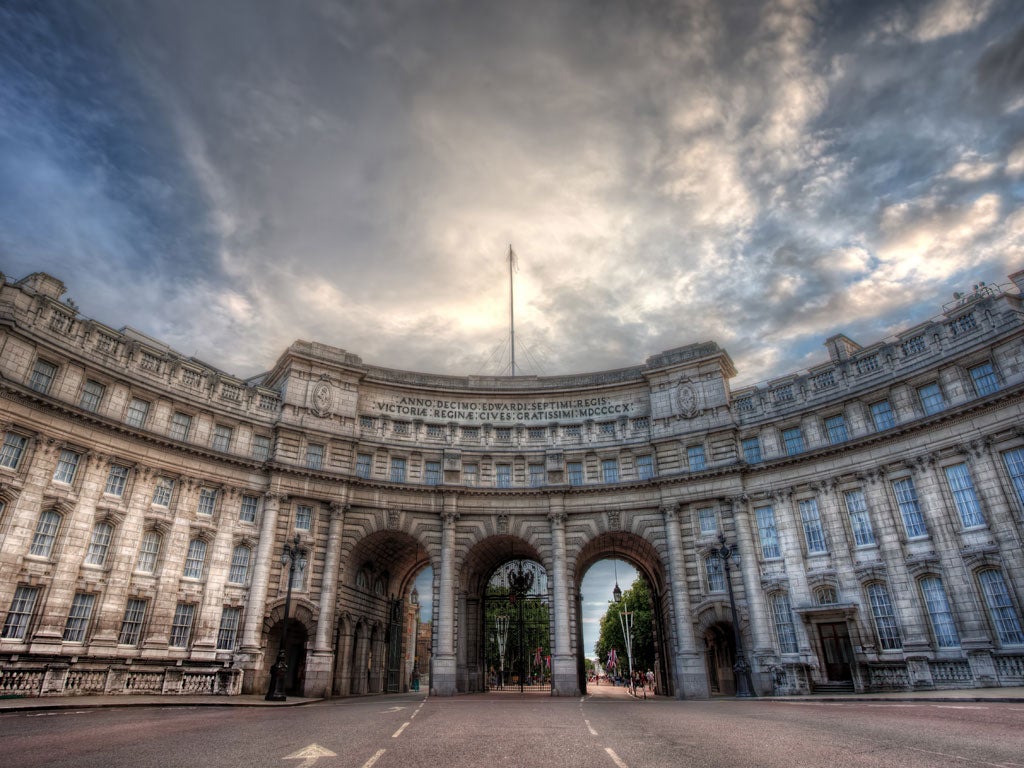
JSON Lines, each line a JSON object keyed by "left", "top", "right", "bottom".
{"left": 594, "top": 576, "right": 655, "bottom": 675}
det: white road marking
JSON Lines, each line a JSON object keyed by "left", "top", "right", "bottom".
{"left": 382, "top": 706, "right": 406, "bottom": 713}
{"left": 282, "top": 743, "right": 337, "bottom": 768}
{"left": 361, "top": 749, "right": 386, "bottom": 768}
{"left": 605, "top": 747, "right": 629, "bottom": 768}
{"left": 392, "top": 721, "right": 410, "bottom": 738}
{"left": 584, "top": 719, "right": 598, "bottom": 736}
{"left": 933, "top": 705, "right": 988, "bottom": 710}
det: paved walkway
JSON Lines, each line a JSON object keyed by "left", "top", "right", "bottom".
{"left": 1, "top": 686, "right": 1022, "bottom": 712}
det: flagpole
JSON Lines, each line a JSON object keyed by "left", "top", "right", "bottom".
{"left": 508, "top": 244, "right": 516, "bottom": 377}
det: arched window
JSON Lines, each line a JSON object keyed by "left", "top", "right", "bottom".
{"left": 866, "top": 583, "right": 902, "bottom": 650}
{"left": 815, "top": 586, "right": 838, "bottom": 605}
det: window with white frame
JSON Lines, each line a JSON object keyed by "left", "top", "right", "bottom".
{"left": 1003, "top": 448, "right": 1024, "bottom": 509}
{"left": 755, "top": 506, "right": 781, "bottom": 559}
{"left": 697, "top": 507, "right": 717, "bottom": 536}
{"left": 463, "top": 463, "right": 478, "bottom": 486}
{"left": 305, "top": 443, "right": 324, "bottom": 470}
{"left": 125, "top": 397, "right": 150, "bottom": 428}
{"left": 425, "top": 461, "right": 442, "bottom": 486}
{"left": 118, "top": 599, "right": 147, "bottom": 646}
{"left": 944, "top": 463, "right": 985, "bottom": 528}
{"left": 84, "top": 521, "right": 114, "bottom": 566}
{"left": 136, "top": 531, "right": 161, "bottom": 573}
{"left": 29, "top": 510, "right": 61, "bottom": 557}
{"left": 28, "top": 359, "right": 57, "bottom": 394}
{"left": 79, "top": 379, "right": 105, "bottom": 412}
{"left": 601, "top": 459, "right": 619, "bottom": 483}
{"left": 636, "top": 454, "right": 655, "bottom": 480}
{"left": 197, "top": 488, "right": 218, "bottom": 516}
{"left": 217, "top": 606, "right": 242, "bottom": 650}
{"left": 917, "top": 382, "right": 945, "bottom": 415}
{"left": 212, "top": 425, "right": 233, "bottom": 452}
{"left": 782, "top": 427, "right": 805, "bottom": 456}
{"left": 529, "top": 464, "right": 544, "bottom": 487}
{"left": 0, "top": 432, "right": 28, "bottom": 470}
{"left": 920, "top": 576, "right": 960, "bottom": 648}
{"left": 229, "top": 545, "right": 251, "bottom": 584}
{"left": 741, "top": 437, "right": 762, "bottom": 464}
{"left": 355, "top": 453, "right": 372, "bottom": 479}
{"left": 798, "top": 498, "right": 827, "bottom": 554}
{"left": 104, "top": 465, "right": 129, "bottom": 496}
{"left": 567, "top": 461, "right": 584, "bottom": 486}
{"left": 1, "top": 585, "right": 40, "bottom": 639}
{"left": 152, "top": 477, "right": 174, "bottom": 506}
{"left": 844, "top": 489, "right": 876, "bottom": 546}
{"left": 815, "top": 586, "right": 838, "bottom": 605}
{"left": 169, "top": 603, "right": 195, "bottom": 647}
{"left": 52, "top": 449, "right": 80, "bottom": 484}
{"left": 169, "top": 412, "right": 192, "bottom": 441}
{"left": 239, "top": 494, "right": 259, "bottom": 523}
{"left": 978, "top": 569, "right": 1024, "bottom": 646}
{"left": 295, "top": 504, "right": 313, "bottom": 530}
{"left": 969, "top": 362, "right": 999, "bottom": 396}
{"left": 687, "top": 446, "right": 706, "bottom": 471}
{"left": 705, "top": 554, "right": 725, "bottom": 592}
{"left": 867, "top": 583, "right": 902, "bottom": 650}
{"left": 183, "top": 539, "right": 207, "bottom": 579}
{"left": 824, "top": 415, "right": 848, "bottom": 444}
{"left": 892, "top": 477, "right": 928, "bottom": 538}
{"left": 495, "top": 463, "right": 512, "bottom": 488}
{"left": 869, "top": 399, "right": 896, "bottom": 431}
{"left": 771, "top": 593, "right": 799, "bottom": 653}
{"left": 252, "top": 434, "right": 271, "bottom": 461}
{"left": 390, "top": 457, "right": 407, "bottom": 482}
{"left": 63, "top": 593, "right": 95, "bottom": 642}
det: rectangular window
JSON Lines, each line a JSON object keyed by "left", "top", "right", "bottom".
{"left": 1, "top": 586, "right": 40, "bottom": 639}
{"left": 824, "top": 415, "right": 848, "bottom": 445}
{"left": 359, "top": 416, "right": 375, "bottom": 430}
{"left": 53, "top": 449, "right": 80, "bottom": 484}
{"left": 183, "top": 539, "right": 207, "bottom": 579}
{"left": 867, "top": 583, "right": 902, "bottom": 650}
{"left": 169, "top": 603, "right": 195, "bottom": 647}
{"left": 567, "top": 461, "right": 584, "bottom": 486}
{"left": 870, "top": 400, "right": 896, "bottom": 431}
{"left": 918, "top": 382, "right": 945, "bottom": 415}
{"left": 29, "top": 510, "right": 61, "bottom": 557}
{"left": 252, "top": 434, "right": 271, "bottom": 461}
{"left": 1003, "top": 448, "right": 1024, "bottom": 510}
{"left": 697, "top": 507, "right": 717, "bottom": 536}
{"left": 305, "top": 443, "right": 324, "bottom": 470}
{"left": 529, "top": 464, "right": 545, "bottom": 487}
{"left": 496, "top": 464, "right": 512, "bottom": 488}
{"left": 0, "top": 432, "right": 28, "bottom": 470}
{"left": 212, "top": 425, "right": 233, "bottom": 452}
{"left": 197, "top": 488, "right": 217, "bottom": 516}
{"left": 125, "top": 397, "right": 150, "bottom": 428}
{"left": 798, "top": 498, "right": 827, "bottom": 554}
{"left": 390, "top": 457, "right": 407, "bottom": 483}
{"left": 687, "top": 446, "right": 706, "bottom": 471}
{"left": 564, "top": 425, "right": 581, "bottom": 439}
{"left": 392, "top": 421, "right": 409, "bottom": 435}
{"left": 295, "top": 504, "right": 313, "bottom": 530}
{"left": 771, "top": 593, "right": 799, "bottom": 653}
{"left": 782, "top": 427, "right": 805, "bottom": 456}
{"left": 978, "top": 570, "right": 1024, "bottom": 646}
{"left": 136, "top": 531, "right": 161, "bottom": 573}
{"left": 741, "top": 437, "right": 762, "bottom": 464}
{"left": 29, "top": 359, "right": 57, "bottom": 394}
{"left": 217, "top": 607, "right": 242, "bottom": 650}
{"left": 844, "top": 489, "right": 876, "bottom": 546}
{"left": 892, "top": 477, "right": 928, "bottom": 538}
{"left": 355, "top": 453, "right": 372, "bottom": 479}
{"left": 104, "top": 465, "right": 129, "bottom": 496}
{"left": 63, "top": 593, "right": 95, "bottom": 642}
{"left": 425, "top": 461, "right": 442, "bottom": 486}
{"left": 920, "top": 577, "right": 960, "bottom": 648}
{"left": 601, "top": 459, "right": 619, "bottom": 483}
{"left": 463, "top": 463, "right": 478, "bottom": 486}
{"left": 755, "top": 506, "right": 781, "bottom": 559}
{"left": 79, "top": 379, "right": 105, "bottom": 412}
{"left": 944, "top": 463, "right": 985, "bottom": 528}
{"left": 169, "top": 412, "right": 192, "bottom": 441}
{"left": 240, "top": 494, "right": 259, "bottom": 523}
{"left": 969, "top": 362, "right": 999, "bottom": 396}
{"left": 461, "top": 427, "right": 479, "bottom": 440}
{"left": 705, "top": 555, "right": 725, "bottom": 592}
{"left": 636, "top": 454, "right": 655, "bottom": 480}
{"left": 152, "top": 477, "right": 174, "bottom": 507}
{"left": 85, "top": 522, "right": 114, "bottom": 565}
{"left": 495, "top": 427, "right": 512, "bottom": 443}
{"left": 229, "top": 546, "right": 251, "bottom": 584}
{"left": 528, "top": 427, "right": 546, "bottom": 441}
{"left": 426, "top": 424, "right": 444, "bottom": 439}
{"left": 118, "top": 599, "right": 147, "bottom": 646}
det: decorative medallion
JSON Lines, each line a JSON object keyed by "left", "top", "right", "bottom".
{"left": 676, "top": 379, "right": 700, "bottom": 418}
{"left": 310, "top": 377, "right": 335, "bottom": 418}
{"left": 607, "top": 509, "right": 621, "bottom": 531}
{"left": 387, "top": 509, "right": 400, "bottom": 530}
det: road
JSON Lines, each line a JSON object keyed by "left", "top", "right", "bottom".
{"left": 3, "top": 686, "right": 1023, "bottom": 768}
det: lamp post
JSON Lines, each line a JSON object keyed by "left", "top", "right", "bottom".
{"left": 265, "top": 535, "right": 308, "bottom": 701}
{"left": 495, "top": 613, "right": 509, "bottom": 688}
{"left": 714, "top": 533, "right": 757, "bottom": 698}
{"left": 614, "top": 588, "right": 635, "bottom": 695}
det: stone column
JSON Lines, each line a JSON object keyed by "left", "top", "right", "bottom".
{"left": 730, "top": 497, "right": 773, "bottom": 654}
{"left": 663, "top": 503, "right": 709, "bottom": 698}
{"left": 432, "top": 495, "right": 459, "bottom": 695}
{"left": 306, "top": 499, "right": 347, "bottom": 697}
{"left": 237, "top": 492, "right": 283, "bottom": 691}
{"left": 548, "top": 499, "right": 579, "bottom": 696}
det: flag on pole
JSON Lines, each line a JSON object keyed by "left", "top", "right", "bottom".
{"left": 608, "top": 648, "right": 618, "bottom": 670}
{"left": 534, "top": 647, "right": 543, "bottom": 667}
{"left": 545, "top": 655, "right": 551, "bottom": 670}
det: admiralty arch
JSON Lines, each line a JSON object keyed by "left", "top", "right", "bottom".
{"left": 2, "top": 269, "right": 1024, "bottom": 699}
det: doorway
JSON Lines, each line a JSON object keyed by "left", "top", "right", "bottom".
{"left": 817, "top": 622, "right": 853, "bottom": 682}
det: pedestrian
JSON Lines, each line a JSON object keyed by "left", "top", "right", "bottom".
{"left": 646, "top": 669, "right": 655, "bottom": 694}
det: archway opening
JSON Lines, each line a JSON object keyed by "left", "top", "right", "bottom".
{"left": 483, "top": 558, "right": 551, "bottom": 692}
{"left": 266, "top": 619, "right": 309, "bottom": 695}
{"left": 703, "top": 621, "right": 736, "bottom": 695}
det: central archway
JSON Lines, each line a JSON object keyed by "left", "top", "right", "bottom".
{"left": 483, "top": 558, "right": 551, "bottom": 692}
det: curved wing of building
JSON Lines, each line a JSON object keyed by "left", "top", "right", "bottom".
{"left": 1, "top": 269, "right": 1023, "bottom": 699}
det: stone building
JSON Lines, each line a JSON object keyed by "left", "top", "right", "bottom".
{"left": 1, "top": 269, "right": 1023, "bottom": 698}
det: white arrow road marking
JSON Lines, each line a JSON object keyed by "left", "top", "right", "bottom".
{"left": 362, "top": 749, "right": 386, "bottom": 768}
{"left": 383, "top": 706, "right": 406, "bottom": 713}
{"left": 283, "top": 743, "right": 337, "bottom": 768}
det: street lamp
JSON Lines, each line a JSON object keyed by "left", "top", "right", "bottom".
{"left": 495, "top": 614, "right": 510, "bottom": 688}
{"left": 613, "top": 587, "right": 635, "bottom": 694}
{"left": 265, "top": 535, "right": 308, "bottom": 701}
{"left": 714, "top": 533, "right": 757, "bottom": 698}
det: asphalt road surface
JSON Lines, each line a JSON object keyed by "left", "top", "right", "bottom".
{"left": 4, "top": 686, "right": 1023, "bottom": 768}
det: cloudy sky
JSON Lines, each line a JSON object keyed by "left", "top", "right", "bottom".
{"left": 2, "top": 1, "right": 1023, "bottom": 384}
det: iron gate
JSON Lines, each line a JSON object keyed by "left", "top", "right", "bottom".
{"left": 483, "top": 559, "right": 551, "bottom": 692}
{"left": 386, "top": 598, "right": 404, "bottom": 693}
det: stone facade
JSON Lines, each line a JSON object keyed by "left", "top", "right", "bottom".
{"left": 1, "top": 269, "right": 1023, "bottom": 698}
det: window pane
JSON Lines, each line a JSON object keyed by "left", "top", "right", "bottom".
{"left": 824, "top": 415, "right": 848, "bottom": 444}
{"left": 944, "top": 463, "right": 985, "bottom": 528}
{"left": 63, "top": 593, "right": 96, "bottom": 642}
{"left": 425, "top": 461, "right": 442, "bottom": 486}
{"left": 969, "top": 362, "right": 999, "bottom": 396}
{"left": 390, "top": 457, "right": 406, "bottom": 482}
{"left": 30, "top": 510, "right": 61, "bottom": 557}
{"left": 53, "top": 449, "right": 80, "bottom": 484}
{"left": 240, "top": 495, "right": 259, "bottom": 523}
{"left": 153, "top": 477, "right": 174, "bottom": 506}
{"left": 870, "top": 400, "right": 896, "bottom": 431}
{"left": 918, "top": 383, "right": 945, "bottom": 415}
{"left": 567, "top": 462, "right": 583, "bottom": 486}
{"left": 782, "top": 428, "right": 804, "bottom": 456}
{"left": 496, "top": 464, "right": 512, "bottom": 488}
{"left": 295, "top": 505, "right": 312, "bottom": 530}
{"left": 844, "top": 489, "right": 876, "bottom": 546}
{"left": 169, "top": 603, "right": 195, "bottom": 647}
{"left": 125, "top": 398, "right": 150, "bottom": 428}
{"left": 217, "top": 607, "right": 242, "bottom": 650}
{"left": 85, "top": 522, "right": 113, "bottom": 565}
{"left": 355, "top": 453, "right": 372, "bottom": 479}
{"left": 799, "top": 498, "right": 827, "bottom": 554}
{"left": 741, "top": 437, "right": 762, "bottom": 464}
{"left": 105, "top": 465, "right": 129, "bottom": 496}
{"left": 1, "top": 586, "right": 40, "bottom": 639}
{"left": 184, "top": 539, "right": 207, "bottom": 578}
{"left": 306, "top": 444, "right": 324, "bottom": 469}
{"left": 197, "top": 489, "right": 218, "bottom": 516}
{"left": 867, "top": 583, "right": 902, "bottom": 650}
{"left": 118, "top": 599, "right": 147, "bottom": 646}
{"left": 687, "top": 446, "right": 706, "bottom": 470}
{"left": 705, "top": 555, "right": 725, "bottom": 592}
{"left": 755, "top": 506, "right": 780, "bottom": 559}
{"left": 978, "top": 570, "right": 1024, "bottom": 645}
{"left": 1002, "top": 448, "right": 1024, "bottom": 510}
{"left": 169, "top": 412, "right": 192, "bottom": 441}
{"left": 137, "top": 531, "right": 161, "bottom": 573}
{"left": 697, "top": 508, "right": 717, "bottom": 535}
{"left": 920, "top": 577, "right": 959, "bottom": 648}
{"left": 29, "top": 360, "right": 56, "bottom": 393}
{"left": 601, "top": 459, "right": 619, "bottom": 483}
{"left": 892, "top": 478, "right": 927, "bottom": 538}
{"left": 636, "top": 454, "right": 655, "bottom": 480}
{"left": 0, "top": 432, "right": 28, "bottom": 469}
{"left": 79, "top": 380, "right": 105, "bottom": 412}
{"left": 771, "top": 593, "right": 798, "bottom": 653}
{"left": 229, "top": 546, "right": 251, "bottom": 583}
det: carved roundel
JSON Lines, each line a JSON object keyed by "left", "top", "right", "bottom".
{"left": 676, "top": 379, "right": 700, "bottom": 418}
{"left": 310, "top": 378, "right": 335, "bottom": 418}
